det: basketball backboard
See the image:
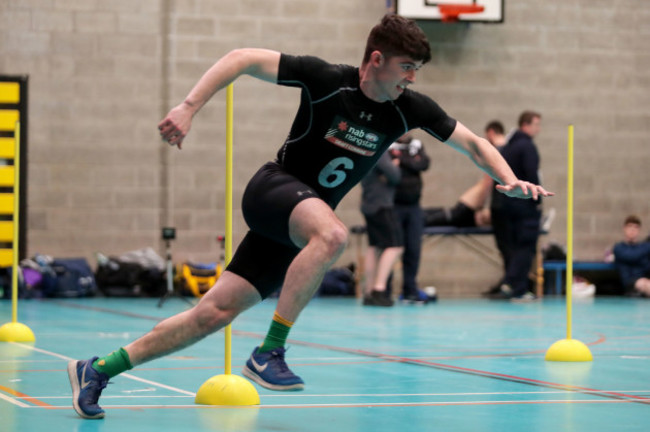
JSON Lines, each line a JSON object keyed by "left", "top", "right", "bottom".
{"left": 396, "top": 0, "right": 504, "bottom": 23}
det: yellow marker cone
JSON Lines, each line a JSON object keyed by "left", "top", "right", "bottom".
{"left": 545, "top": 338, "right": 593, "bottom": 362}
{"left": 0, "top": 322, "right": 35, "bottom": 343}
{"left": 195, "top": 374, "right": 260, "bottom": 406}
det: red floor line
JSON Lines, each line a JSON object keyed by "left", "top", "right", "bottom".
{"left": 235, "top": 334, "right": 650, "bottom": 406}
{"left": 255, "top": 399, "right": 635, "bottom": 409}
{"left": 32, "top": 399, "right": 635, "bottom": 410}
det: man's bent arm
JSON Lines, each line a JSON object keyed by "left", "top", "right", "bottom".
{"left": 159, "top": 49, "right": 281, "bottom": 148}
{"left": 183, "top": 48, "right": 281, "bottom": 116}
{"left": 445, "top": 122, "right": 517, "bottom": 186}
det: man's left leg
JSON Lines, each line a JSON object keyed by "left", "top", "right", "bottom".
{"left": 69, "top": 272, "right": 262, "bottom": 418}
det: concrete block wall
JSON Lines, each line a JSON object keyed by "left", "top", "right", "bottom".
{"left": 1, "top": 0, "right": 648, "bottom": 297}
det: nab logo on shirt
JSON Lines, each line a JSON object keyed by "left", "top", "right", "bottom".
{"left": 323, "top": 115, "right": 386, "bottom": 157}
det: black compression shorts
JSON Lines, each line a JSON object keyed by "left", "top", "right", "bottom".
{"left": 226, "top": 231, "right": 301, "bottom": 299}
{"left": 226, "top": 161, "right": 319, "bottom": 299}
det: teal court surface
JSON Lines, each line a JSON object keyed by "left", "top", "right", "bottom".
{"left": 1, "top": 296, "right": 649, "bottom": 432}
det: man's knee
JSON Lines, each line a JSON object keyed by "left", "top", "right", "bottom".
{"left": 319, "top": 222, "right": 348, "bottom": 259}
{"left": 192, "top": 303, "right": 237, "bottom": 334}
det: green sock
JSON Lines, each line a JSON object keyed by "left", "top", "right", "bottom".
{"left": 92, "top": 347, "right": 133, "bottom": 378}
{"left": 258, "top": 314, "right": 292, "bottom": 353}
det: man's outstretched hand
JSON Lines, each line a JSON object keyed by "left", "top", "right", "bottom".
{"left": 495, "top": 181, "right": 554, "bottom": 201}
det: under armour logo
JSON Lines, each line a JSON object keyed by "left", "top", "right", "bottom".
{"left": 297, "top": 190, "right": 313, "bottom": 196}
{"left": 360, "top": 111, "right": 373, "bottom": 121}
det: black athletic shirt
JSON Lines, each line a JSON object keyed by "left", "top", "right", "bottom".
{"left": 275, "top": 54, "right": 457, "bottom": 208}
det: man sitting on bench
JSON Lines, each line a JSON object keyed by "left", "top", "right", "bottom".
{"left": 424, "top": 120, "right": 506, "bottom": 228}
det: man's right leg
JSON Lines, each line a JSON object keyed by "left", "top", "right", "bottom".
{"left": 243, "top": 198, "right": 349, "bottom": 389}
{"left": 68, "top": 272, "right": 261, "bottom": 419}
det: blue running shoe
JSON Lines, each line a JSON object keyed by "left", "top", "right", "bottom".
{"left": 242, "top": 347, "right": 304, "bottom": 391}
{"left": 400, "top": 289, "right": 430, "bottom": 305}
{"left": 67, "top": 357, "right": 109, "bottom": 419}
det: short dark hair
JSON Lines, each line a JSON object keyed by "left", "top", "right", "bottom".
{"left": 485, "top": 120, "right": 504, "bottom": 135}
{"left": 624, "top": 215, "right": 641, "bottom": 226}
{"left": 363, "top": 14, "right": 431, "bottom": 64}
{"left": 518, "top": 111, "right": 541, "bottom": 127}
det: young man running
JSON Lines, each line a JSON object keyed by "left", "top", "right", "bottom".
{"left": 68, "top": 14, "right": 553, "bottom": 419}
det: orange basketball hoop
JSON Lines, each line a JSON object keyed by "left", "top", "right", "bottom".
{"left": 438, "top": 4, "right": 485, "bottom": 22}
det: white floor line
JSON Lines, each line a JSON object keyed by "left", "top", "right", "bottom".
{"left": 9, "top": 342, "right": 196, "bottom": 396}
{"left": 120, "top": 373, "right": 195, "bottom": 396}
{"left": 17, "top": 395, "right": 194, "bottom": 400}
{"left": 0, "top": 391, "right": 30, "bottom": 408}
{"left": 17, "top": 399, "right": 632, "bottom": 409}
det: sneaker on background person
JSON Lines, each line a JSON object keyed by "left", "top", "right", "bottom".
{"left": 363, "top": 290, "right": 394, "bottom": 307}
{"left": 481, "top": 281, "right": 504, "bottom": 298}
{"left": 423, "top": 286, "right": 438, "bottom": 302}
{"left": 488, "top": 283, "right": 513, "bottom": 300}
{"left": 510, "top": 292, "right": 537, "bottom": 303}
{"left": 400, "top": 288, "right": 429, "bottom": 305}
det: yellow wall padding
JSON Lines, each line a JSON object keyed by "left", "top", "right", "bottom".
{"left": 0, "top": 83, "right": 20, "bottom": 104}
{"left": 0, "top": 221, "right": 13, "bottom": 242}
{"left": 0, "top": 249, "right": 12, "bottom": 267}
{"left": 0, "top": 194, "right": 14, "bottom": 215}
{"left": 0, "top": 138, "right": 16, "bottom": 159}
{"left": 0, "top": 110, "right": 20, "bottom": 131}
{"left": 0, "top": 166, "right": 15, "bottom": 187}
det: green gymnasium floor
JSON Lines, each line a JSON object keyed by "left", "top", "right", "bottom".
{"left": 1, "top": 296, "right": 649, "bottom": 431}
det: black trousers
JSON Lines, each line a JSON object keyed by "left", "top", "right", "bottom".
{"left": 395, "top": 203, "right": 424, "bottom": 297}
{"left": 491, "top": 202, "right": 542, "bottom": 297}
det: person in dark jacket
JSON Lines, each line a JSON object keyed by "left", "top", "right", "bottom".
{"left": 390, "top": 132, "right": 430, "bottom": 303}
{"left": 490, "top": 111, "right": 543, "bottom": 302}
{"left": 613, "top": 215, "right": 650, "bottom": 297}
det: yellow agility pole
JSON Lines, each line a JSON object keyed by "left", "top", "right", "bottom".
{"left": 223, "top": 82, "right": 234, "bottom": 375}
{"left": 0, "top": 121, "right": 35, "bottom": 343}
{"left": 545, "top": 125, "right": 592, "bottom": 362}
{"left": 565, "top": 124, "right": 575, "bottom": 340}
{"left": 195, "top": 84, "right": 260, "bottom": 405}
